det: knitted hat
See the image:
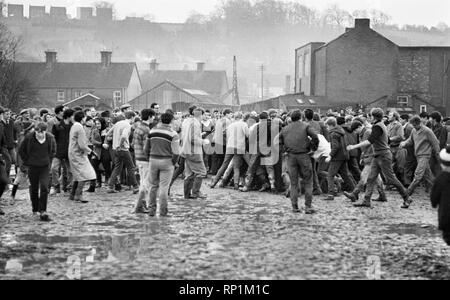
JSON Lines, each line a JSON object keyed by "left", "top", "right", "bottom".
{"left": 440, "top": 145, "right": 450, "bottom": 167}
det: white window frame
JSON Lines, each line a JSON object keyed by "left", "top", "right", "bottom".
{"left": 74, "top": 91, "right": 83, "bottom": 98}
{"left": 420, "top": 105, "right": 427, "bottom": 113}
{"left": 57, "top": 90, "right": 65, "bottom": 102}
{"left": 397, "top": 95, "right": 409, "bottom": 106}
{"left": 113, "top": 90, "right": 122, "bottom": 103}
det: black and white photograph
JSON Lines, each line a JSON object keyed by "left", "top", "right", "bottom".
{"left": 0, "top": 0, "right": 450, "bottom": 284}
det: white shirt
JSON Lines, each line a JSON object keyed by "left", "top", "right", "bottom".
{"left": 112, "top": 120, "right": 131, "bottom": 150}
{"left": 226, "top": 120, "right": 249, "bottom": 153}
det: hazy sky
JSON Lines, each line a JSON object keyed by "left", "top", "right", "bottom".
{"left": 7, "top": 0, "right": 450, "bottom": 26}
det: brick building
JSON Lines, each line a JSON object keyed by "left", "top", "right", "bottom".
{"left": 138, "top": 60, "right": 231, "bottom": 105}
{"left": 295, "top": 19, "right": 450, "bottom": 116}
{"left": 16, "top": 51, "right": 142, "bottom": 110}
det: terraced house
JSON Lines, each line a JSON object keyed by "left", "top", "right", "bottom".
{"left": 16, "top": 50, "right": 142, "bottom": 110}
{"left": 295, "top": 18, "right": 450, "bottom": 116}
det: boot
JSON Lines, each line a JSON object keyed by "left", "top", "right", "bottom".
{"left": 11, "top": 184, "right": 18, "bottom": 200}
{"left": 74, "top": 181, "right": 88, "bottom": 203}
{"left": 292, "top": 203, "right": 301, "bottom": 213}
{"left": 373, "top": 190, "right": 387, "bottom": 202}
{"left": 191, "top": 176, "right": 207, "bottom": 199}
{"left": 258, "top": 183, "right": 270, "bottom": 192}
{"left": 209, "top": 176, "right": 220, "bottom": 189}
{"left": 343, "top": 191, "right": 358, "bottom": 202}
{"left": 304, "top": 206, "right": 316, "bottom": 215}
{"left": 353, "top": 198, "right": 371, "bottom": 208}
{"left": 69, "top": 181, "right": 78, "bottom": 201}
{"left": 86, "top": 180, "right": 96, "bottom": 193}
{"left": 184, "top": 175, "right": 195, "bottom": 199}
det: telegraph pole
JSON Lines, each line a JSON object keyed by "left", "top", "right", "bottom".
{"left": 232, "top": 56, "right": 240, "bottom": 106}
{"left": 260, "top": 64, "right": 265, "bottom": 100}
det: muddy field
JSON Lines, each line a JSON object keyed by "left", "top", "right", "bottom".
{"left": 1, "top": 180, "right": 449, "bottom": 280}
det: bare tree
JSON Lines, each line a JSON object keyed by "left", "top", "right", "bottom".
{"left": 324, "top": 4, "right": 352, "bottom": 28}
{"left": 369, "top": 9, "right": 392, "bottom": 27}
{"left": 0, "top": 22, "right": 37, "bottom": 111}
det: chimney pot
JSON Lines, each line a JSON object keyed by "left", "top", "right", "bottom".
{"left": 149, "top": 59, "right": 159, "bottom": 73}
{"left": 197, "top": 62, "right": 205, "bottom": 72}
{"left": 100, "top": 50, "right": 112, "bottom": 67}
{"left": 355, "top": 18, "right": 370, "bottom": 29}
{"left": 45, "top": 50, "right": 57, "bottom": 68}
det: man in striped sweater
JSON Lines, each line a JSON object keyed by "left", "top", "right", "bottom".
{"left": 133, "top": 108, "right": 156, "bottom": 214}
{"left": 145, "top": 113, "right": 180, "bottom": 217}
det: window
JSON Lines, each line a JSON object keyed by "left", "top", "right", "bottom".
{"left": 74, "top": 91, "right": 83, "bottom": 98}
{"left": 308, "top": 99, "right": 316, "bottom": 104}
{"left": 57, "top": 90, "right": 65, "bottom": 102}
{"left": 296, "top": 99, "right": 304, "bottom": 104}
{"left": 113, "top": 91, "right": 122, "bottom": 103}
{"left": 397, "top": 96, "right": 409, "bottom": 107}
{"left": 420, "top": 105, "right": 427, "bottom": 113}
{"left": 304, "top": 52, "right": 310, "bottom": 77}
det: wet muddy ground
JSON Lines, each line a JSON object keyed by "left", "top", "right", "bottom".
{"left": 1, "top": 180, "right": 449, "bottom": 280}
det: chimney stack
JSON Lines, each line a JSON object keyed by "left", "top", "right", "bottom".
{"left": 285, "top": 75, "right": 291, "bottom": 94}
{"left": 354, "top": 18, "right": 370, "bottom": 29}
{"left": 45, "top": 50, "right": 57, "bottom": 68}
{"left": 100, "top": 50, "right": 112, "bottom": 68}
{"left": 149, "top": 59, "right": 159, "bottom": 73}
{"left": 197, "top": 62, "right": 205, "bottom": 72}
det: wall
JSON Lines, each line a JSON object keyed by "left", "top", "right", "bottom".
{"left": 32, "top": 87, "right": 126, "bottom": 109}
{"left": 324, "top": 25, "right": 398, "bottom": 105}
{"left": 314, "top": 47, "right": 326, "bottom": 96}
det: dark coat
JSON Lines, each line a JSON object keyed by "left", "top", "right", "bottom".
{"left": 18, "top": 132, "right": 56, "bottom": 167}
{"left": 52, "top": 120, "right": 72, "bottom": 159}
{"left": 431, "top": 171, "right": 450, "bottom": 231}
{"left": 329, "top": 126, "right": 348, "bottom": 161}
{"left": 342, "top": 123, "right": 359, "bottom": 158}
{"left": 2, "top": 119, "right": 17, "bottom": 150}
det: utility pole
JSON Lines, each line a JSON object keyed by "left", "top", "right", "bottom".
{"left": 260, "top": 64, "right": 265, "bottom": 101}
{"left": 232, "top": 56, "right": 240, "bottom": 106}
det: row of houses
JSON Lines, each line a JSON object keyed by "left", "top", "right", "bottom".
{"left": 11, "top": 18, "right": 450, "bottom": 115}
{"left": 13, "top": 51, "right": 233, "bottom": 112}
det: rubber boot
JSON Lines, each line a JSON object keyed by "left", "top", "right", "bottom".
{"left": 191, "top": 176, "right": 207, "bottom": 199}
{"left": 86, "top": 180, "right": 96, "bottom": 193}
{"left": 11, "top": 184, "right": 18, "bottom": 200}
{"left": 69, "top": 181, "right": 78, "bottom": 201}
{"left": 184, "top": 175, "right": 195, "bottom": 199}
{"left": 74, "top": 181, "right": 88, "bottom": 203}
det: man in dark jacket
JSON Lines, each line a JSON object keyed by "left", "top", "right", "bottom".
{"left": 325, "top": 117, "right": 355, "bottom": 201}
{"left": 19, "top": 122, "right": 56, "bottom": 222}
{"left": 348, "top": 108, "right": 410, "bottom": 209}
{"left": 340, "top": 116, "right": 360, "bottom": 184}
{"left": 50, "top": 109, "right": 74, "bottom": 195}
{"left": 430, "top": 111, "right": 447, "bottom": 176}
{"left": 0, "top": 107, "right": 8, "bottom": 216}
{"left": 279, "top": 110, "right": 319, "bottom": 214}
{"left": 431, "top": 145, "right": 450, "bottom": 245}
{"left": 2, "top": 109, "right": 17, "bottom": 179}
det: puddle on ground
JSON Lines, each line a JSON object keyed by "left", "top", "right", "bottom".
{"left": 382, "top": 223, "right": 438, "bottom": 236}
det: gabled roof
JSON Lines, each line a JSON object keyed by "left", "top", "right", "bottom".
{"left": 313, "top": 26, "right": 398, "bottom": 52}
{"left": 140, "top": 69, "right": 228, "bottom": 96}
{"left": 130, "top": 80, "right": 220, "bottom": 106}
{"left": 64, "top": 93, "right": 99, "bottom": 106}
{"left": 15, "top": 62, "right": 138, "bottom": 89}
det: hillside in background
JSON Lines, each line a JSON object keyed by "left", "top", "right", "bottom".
{"left": 2, "top": 0, "right": 450, "bottom": 102}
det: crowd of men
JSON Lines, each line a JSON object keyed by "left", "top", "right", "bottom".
{"left": 0, "top": 104, "right": 449, "bottom": 243}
